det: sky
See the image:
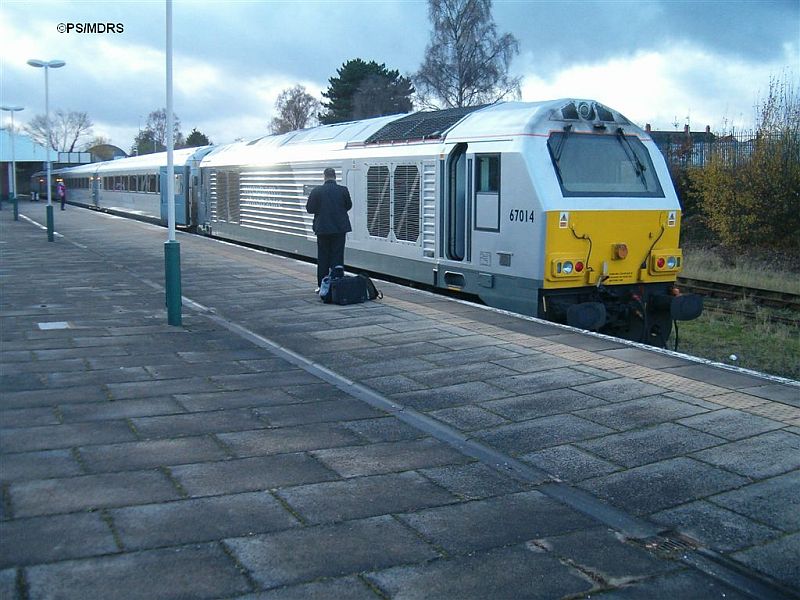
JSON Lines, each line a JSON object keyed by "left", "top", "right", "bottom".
{"left": 1, "top": 0, "right": 798, "bottom": 152}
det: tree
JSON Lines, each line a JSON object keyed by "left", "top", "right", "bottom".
{"left": 83, "top": 135, "right": 110, "bottom": 151}
{"left": 269, "top": 85, "right": 321, "bottom": 134}
{"left": 130, "top": 129, "right": 163, "bottom": 156}
{"left": 131, "top": 108, "right": 184, "bottom": 155}
{"left": 690, "top": 73, "right": 800, "bottom": 251}
{"left": 26, "top": 110, "right": 94, "bottom": 152}
{"left": 320, "top": 59, "right": 414, "bottom": 124}
{"left": 185, "top": 128, "right": 211, "bottom": 147}
{"left": 414, "top": 0, "right": 521, "bottom": 108}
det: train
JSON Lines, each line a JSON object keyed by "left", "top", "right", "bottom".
{"left": 35, "top": 99, "right": 703, "bottom": 346}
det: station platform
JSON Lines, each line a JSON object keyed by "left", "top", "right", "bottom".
{"left": 1, "top": 198, "right": 798, "bottom": 600}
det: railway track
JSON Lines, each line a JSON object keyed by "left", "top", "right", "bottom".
{"left": 677, "top": 276, "right": 800, "bottom": 326}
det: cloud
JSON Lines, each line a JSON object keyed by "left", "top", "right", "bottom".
{"left": 520, "top": 41, "right": 798, "bottom": 132}
{"left": 3, "top": 0, "right": 797, "bottom": 152}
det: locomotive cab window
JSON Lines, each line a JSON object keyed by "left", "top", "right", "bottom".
{"left": 548, "top": 132, "right": 664, "bottom": 197}
{"left": 475, "top": 154, "right": 500, "bottom": 231}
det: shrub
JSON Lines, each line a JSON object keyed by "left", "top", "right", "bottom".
{"left": 690, "top": 74, "right": 800, "bottom": 252}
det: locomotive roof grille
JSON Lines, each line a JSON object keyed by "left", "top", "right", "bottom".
{"left": 557, "top": 101, "right": 628, "bottom": 125}
{"left": 364, "top": 105, "right": 487, "bottom": 144}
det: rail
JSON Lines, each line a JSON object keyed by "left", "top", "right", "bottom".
{"left": 677, "top": 276, "right": 800, "bottom": 326}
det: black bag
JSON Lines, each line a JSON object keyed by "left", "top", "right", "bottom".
{"left": 330, "top": 275, "right": 368, "bottom": 305}
{"left": 357, "top": 274, "right": 383, "bottom": 300}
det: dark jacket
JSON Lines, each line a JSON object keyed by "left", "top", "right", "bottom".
{"left": 306, "top": 180, "right": 352, "bottom": 235}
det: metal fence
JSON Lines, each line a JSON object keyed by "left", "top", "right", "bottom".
{"left": 653, "top": 131, "right": 788, "bottom": 168}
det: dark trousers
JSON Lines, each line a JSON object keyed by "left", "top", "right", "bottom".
{"left": 316, "top": 233, "right": 346, "bottom": 286}
{"left": 60, "top": 195, "right": 66, "bottom": 210}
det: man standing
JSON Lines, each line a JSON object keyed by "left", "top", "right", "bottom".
{"left": 306, "top": 167, "right": 352, "bottom": 289}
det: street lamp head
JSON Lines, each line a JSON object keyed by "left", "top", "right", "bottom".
{"left": 27, "top": 59, "right": 66, "bottom": 69}
{"left": 0, "top": 106, "right": 25, "bottom": 112}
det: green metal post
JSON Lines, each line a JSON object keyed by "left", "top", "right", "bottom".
{"left": 164, "top": 240, "right": 182, "bottom": 326}
{"left": 46, "top": 204, "right": 54, "bottom": 241}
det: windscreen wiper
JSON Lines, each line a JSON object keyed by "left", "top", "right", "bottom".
{"left": 616, "top": 128, "right": 648, "bottom": 188}
{"left": 553, "top": 124, "right": 572, "bottom": 164}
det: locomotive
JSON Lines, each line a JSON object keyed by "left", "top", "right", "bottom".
{"left": 43, "top": 99, "right": 702, "bottom": 346}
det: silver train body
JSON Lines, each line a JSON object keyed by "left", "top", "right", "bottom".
{"left": 43, "top": 100, "right": 702, "bottom": 344}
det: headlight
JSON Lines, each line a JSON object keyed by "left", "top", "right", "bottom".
{"left": 667, "top": 256, "right": 677, "bottom": 269}
{"left": 562, "top": 261, "right": 574, "bottom": 275}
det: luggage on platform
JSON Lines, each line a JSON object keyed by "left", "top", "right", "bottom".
{"left": 320, "top": 266, "right": 382, "bottom": 305}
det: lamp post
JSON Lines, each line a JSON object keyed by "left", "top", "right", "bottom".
{"left": 0, "top": 105, "right": 24, "bottom": 220}
{"left": 27, "top": 59, "right": 65, "bottom": 242}
{"left": 164, "top": 0, "right": 181, "bottom": 325}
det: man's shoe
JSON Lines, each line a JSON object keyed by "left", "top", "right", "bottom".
{"left": 315, "top": 287, "right": 320, "bottom": 293}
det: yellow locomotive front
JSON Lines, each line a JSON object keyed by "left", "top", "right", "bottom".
{"left": 536, "top": 101, "right": 702, "bottom": 346}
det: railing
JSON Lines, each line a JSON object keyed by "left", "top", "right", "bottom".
{"left": 653, "top": 131, "right": 790, "bottom": 168}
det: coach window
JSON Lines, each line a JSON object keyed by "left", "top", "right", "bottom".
{"left": 474, "top": 154, "right": 500, "bottom": 232}
{"left": 174, "top": 174, "right": 184, "bottom": 196}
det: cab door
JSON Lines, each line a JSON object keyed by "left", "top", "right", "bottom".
{"left": 444, "top": 143, "right": 471, "bottom": 262}
{"left": 91, "top": 175, "right": 100, "bottom": 207}
{"left": 160, "top": 166, "right": 188, "bottom": 225}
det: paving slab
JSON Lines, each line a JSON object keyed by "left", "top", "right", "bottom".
{"left": 538, "top": 526, "right": 680, "bottom": 580}
{"left": 366, "top": 545, "right": 593, "bottom": 600}
{"left": 520, "top": 444, "right": 621, "bottom": 483}
{"left": 109, "top": 491, "right": 299, "bottom": 550}
{"left": 483, "top": 388, "right": 607, "bottom": 420}
{"left": 651, "top": 500, "right": 782, "bottom": 552}
{"left": 475, "top": 414, "right": 614, "bottom": 455}
{"left": 9, "top": 470, "right": 182, "bottom": 517}
{"left": 577, "top": 422, "right": 725, "bottom": 468}
{"left": 709, "top": 471, "right": 800, "bottom": 532}
{"left": 25, "top": 543, "right": 252, "bottom": 600}
{"left": 677, "top": 408, "right": 785, "bottom": 440}
{"left": 311, "top": 438, "right": 470, "bottom": 478}
{"left": 170, "top": 453, "right": 339, "bottom": 497}
{"left": 575, "top": 395, "right": 709, "bottom": 430}
{"left": 579, "top": 458, "right": 749, "bottom": 515}
{"left": 588, "top": 569, "right": 753, "bottom": 599}
{"left": 0, "top": 512, "right": 118, "bottom": 568}
{"left": 691, "top": 430, "right": 800, "bottom": 479}
{"left": 0, "top": 449, "right": 83, "bottom": 482}
{"left": 732, "top": 532, "right": 800, "bottom": 590}
{"left": 276, "top": 471, "right": 458, "bottom": 524}
{"left": 225, "top": 516, "right": 440, "bottom": 589}
{"left": 397, "top": 490, "right": 597, "bottom": 554}
{"left": 78, "top": 436, "right": 230, "bottom": 472}
{"left": 218, "top": 422, "right": 364, "bottom": 457}
{"left": 233, "top": 576, "right": 379, "bottom": 600}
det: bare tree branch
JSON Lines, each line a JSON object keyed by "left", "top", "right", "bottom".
{"left": 415, "top": 0, "right": 521, "bottom": 108}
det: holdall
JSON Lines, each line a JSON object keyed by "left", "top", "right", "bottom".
{"left": 357, "top": 274, "right": 383, "bottom": 300}
{"left": 330, "top": 275, "right": 368, "bottom": 305}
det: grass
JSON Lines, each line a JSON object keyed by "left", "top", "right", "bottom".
{"left": 672, "top": 247, "right": 800, "bottom": 381}
{"left": 680, "top": 246, "right": 800, "bottom": 294}
{"left": 670, "top": 302, "right": 800, "bottom": 381}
